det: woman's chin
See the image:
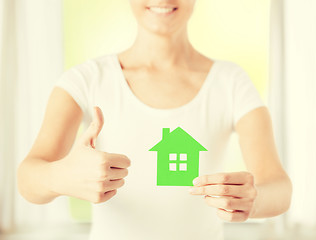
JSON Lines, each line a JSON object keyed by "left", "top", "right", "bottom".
{"left": 142, "top": 24, "right": 179, "bottom": 37}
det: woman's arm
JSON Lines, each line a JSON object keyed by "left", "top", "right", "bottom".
{"left": 17, "top": 87, "right": 130, "bottom": 205}
{"left": 235, "top": 106, "right": 292, "bottom": 218}
{"left": 17, "top": 87, "right": 83, "bottom": 204}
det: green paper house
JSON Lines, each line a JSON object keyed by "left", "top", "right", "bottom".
{"left": 149, "top": 127, "right": 207, "bottom": 186}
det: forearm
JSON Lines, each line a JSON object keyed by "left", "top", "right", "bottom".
{"left": 17, "top": 157, "right": 60, "bottom": 204}
{"left": 249, "top": 174, "right": 292, "bottom": 218}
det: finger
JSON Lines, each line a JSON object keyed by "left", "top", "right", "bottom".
{"left": 103, "top": 178, "right": 125, "bottom": 192}
{"left": 189, "top": 184, "right": 250, "bottom": 198}
{"left": 193, "top": 172, "right": 254, "bottom": 186}
{"left": 107, "top": 153, "right": 131, "bottom": 168}
{"left": 92, "top": 189, "right": 117, "bottom": 204}
{"left": 216, "top": 208, "right": 249, "bottom": 222}
{"left": 80, "top": 106, "right": 104, "bottom": 148}
{"left": 204, "top": 196, "right": 253, "bottom": 211}
{"left": 108, "top": 167, "right": 128, "bottom": 180}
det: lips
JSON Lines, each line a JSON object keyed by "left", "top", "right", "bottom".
{"left": 146, "top": 6, "right": 178, "bottom": 15}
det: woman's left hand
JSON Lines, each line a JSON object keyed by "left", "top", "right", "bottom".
{"left": 189, "top": 171, "right": 257, "bottom": 222}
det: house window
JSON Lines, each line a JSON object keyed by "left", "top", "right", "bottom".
{"left": 169, "top": 153, "right": 177, "bottom": 160}
{"left": 179, "top": 163, "right": 187, "bottom": 171}
{"left": 180, "top": 154, "right": 187, "bottom": 161}
{"left": 169, "top": 153, "right": 188, "bottom": 172}
{"left": 169, "top": 163, "right": 177, "bottom": 171}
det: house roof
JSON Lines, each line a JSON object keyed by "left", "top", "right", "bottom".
{"left": 149, "top": 127, "right": 207, "bottom": 152}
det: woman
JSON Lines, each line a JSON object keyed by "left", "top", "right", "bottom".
{"left": 17, "top": 0, "right": 292, "bottom": 239}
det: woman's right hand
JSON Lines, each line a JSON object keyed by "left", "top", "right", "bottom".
{"left": 51, "top": 106, "right": 131, "bottom": 203}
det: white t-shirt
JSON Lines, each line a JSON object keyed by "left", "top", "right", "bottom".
{"left": 54, "top": 53, "right": 265, "bottom": 240}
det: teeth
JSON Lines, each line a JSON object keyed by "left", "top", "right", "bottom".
{"left": 149, "top": 7, "right": 175, "bottom": 14}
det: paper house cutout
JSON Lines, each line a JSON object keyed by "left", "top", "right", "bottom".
{"left": 149, "top": 127, "right": 207, "bottom": 186}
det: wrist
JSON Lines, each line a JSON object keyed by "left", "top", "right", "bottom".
{"left": 248, "top": 184, "right": 259, "bottom": 218}
{"left": 249, "top": 200, "right": 258, "bottom": 218}
{"left": 47, "top": 159, "right": 65, "bottom": 198}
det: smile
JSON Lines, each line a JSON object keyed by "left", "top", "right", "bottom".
{"left": 146, "top": 6, "right": 178, "bottom": 15}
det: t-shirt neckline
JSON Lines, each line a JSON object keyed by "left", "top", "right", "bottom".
{"left": 112, "top": 53, "right": 217, "bottom": 116}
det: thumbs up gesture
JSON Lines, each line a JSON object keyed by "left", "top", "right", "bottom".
{"left": 53, "top": 106, "right": 131, "bottom": 203}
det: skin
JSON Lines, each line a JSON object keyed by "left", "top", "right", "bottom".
{"left": 17, "top": 0, "right": 292, "bottom": 222}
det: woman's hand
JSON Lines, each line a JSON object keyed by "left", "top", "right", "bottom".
{"left": 189, "top": 171, "right": 257, "bottom": 222}
{"left": 51, "top": 107, "right": 131, "bottom": 204}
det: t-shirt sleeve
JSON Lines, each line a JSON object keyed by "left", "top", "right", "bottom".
{"left": 53, "top": 61, "right": 94, "bottom": 126}
{"left": 232, "top": 64, "right": 266, "bottom": 129}
{"left": 54, "top": 68, "right": 89, "bottom": 114}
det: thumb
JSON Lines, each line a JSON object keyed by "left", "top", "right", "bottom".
{"left": 80, "top": 106, "right": 104, "bottom": 148}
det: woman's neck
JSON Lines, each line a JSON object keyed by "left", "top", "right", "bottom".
{"left": 122, "top": 25, "right": 197, "bottom": 70}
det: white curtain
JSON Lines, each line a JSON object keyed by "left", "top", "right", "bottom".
{"left": 283, "top": 0, "right": 316, "bottom": 228}
{"left": 269, "top": 0, "right": 316, "bottom": 233}
{"left": 0, "top": 0, "right": 74, "bottom": 234}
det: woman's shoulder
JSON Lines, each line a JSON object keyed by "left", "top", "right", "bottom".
{"left": 66, "top": 53, "right": 118, "bottom": 76}
{"left": 211, "top": 59, "right": 251, "bottom": 83}
{"left": 213, "top": 58, "right": 246, "bottom": 74}
{"left": 55, "top": 53, "right": 119, "bottom": 90}
{"left": 90, "top": 53, "right": 119, "bottom": 70}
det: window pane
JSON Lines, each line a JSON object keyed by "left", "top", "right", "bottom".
{"left": 169, "top": 153, "right": 177, "bottom": 160}
{"left": 179, "top": 163, "right": 187, "bottom": 171}
{"left": 169, "top": 163, "right": 177, "bottom": 171}
{"left": 180, "top": 154, "right": 187, "bottom": 161}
